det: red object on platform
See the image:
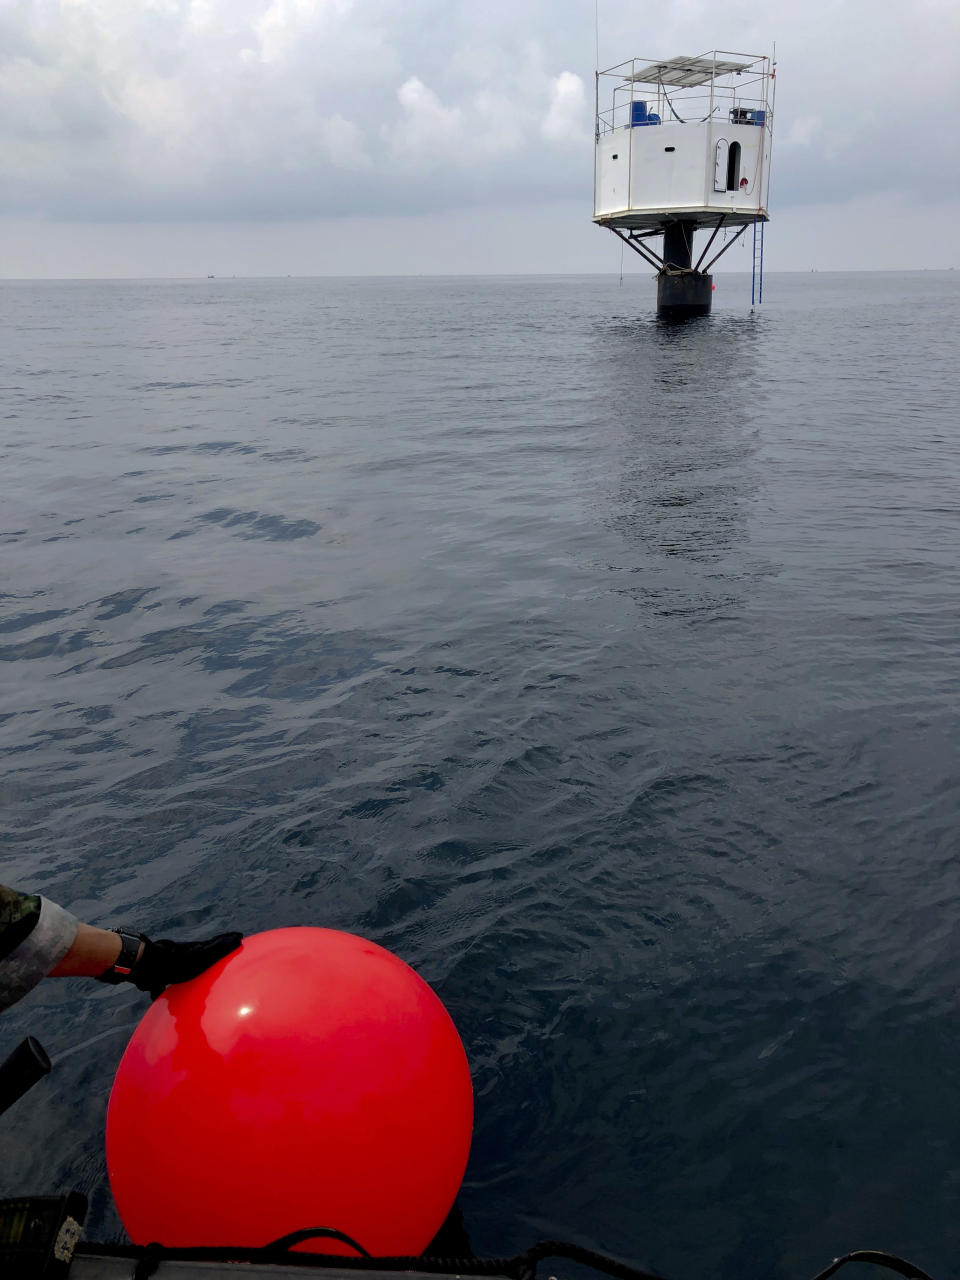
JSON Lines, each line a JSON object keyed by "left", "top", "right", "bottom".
{"left": 106, "top": 928, "right": 473, "bottom": 1255}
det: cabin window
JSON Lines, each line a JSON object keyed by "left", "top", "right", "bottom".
{"left": 611, "top": 153, "right": 618, "bottom": 160}
{"left": 664, "top": 146, "right": 675, "bottom": 152}
{"left": 726, "top": 141, "right": 741, "bottom": 191}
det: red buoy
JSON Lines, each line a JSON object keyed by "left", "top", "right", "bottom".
{"left": 106, "top": 928, "right": 473, "bottom": 1255}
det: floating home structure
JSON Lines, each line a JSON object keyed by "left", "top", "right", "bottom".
{"left": 594, "top": 52, "right": 775, "bottom": 317}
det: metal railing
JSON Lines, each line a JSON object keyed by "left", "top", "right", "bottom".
{"left": 595, "top": 52, "right": 771, "bottom": 137}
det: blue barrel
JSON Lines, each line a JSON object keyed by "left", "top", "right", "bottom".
{"left": 753, "top": 110, "right": 766, "bottom": 126}
{"left": 630, "top": 100, "right": 647, "bottom": 126}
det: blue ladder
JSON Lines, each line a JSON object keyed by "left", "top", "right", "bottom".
{"left": 751, "top": 217, "right": 765, "bottom": 307}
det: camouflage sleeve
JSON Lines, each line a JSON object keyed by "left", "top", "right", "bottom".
{"left": 0, "top": 885, "right": 79, "bottom": 1013}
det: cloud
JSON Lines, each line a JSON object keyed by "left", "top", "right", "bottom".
{"left": 319, "top": 112, "right": 372, "bottom": 171}
{"left": 0, "top": 0, "right": 957, "bottom": 228}
{"left": 388, "top": 77, "right": 462, "bottom": 162}
{"left": 252, "top": 0, "right": 354, "bottom": 65}
{"left": 784, "top": 116, "right": 820, "bottom": 149}
{"left": 541, "top": 72, "right": 588, "bottom": 144}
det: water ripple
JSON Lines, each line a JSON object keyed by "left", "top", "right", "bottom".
{"left": 1, "top": 273, "right": 959, "bottom": 1276}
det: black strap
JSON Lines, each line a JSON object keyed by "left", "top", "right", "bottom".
{"left": 97, "top": 930, "right": 146, "bottom": 984}
{"left": 264, "top": 1228, "right": 372, "bottom": 1257}
{"left": 807, "top": 1250, "right": 934, "bottom": 1280}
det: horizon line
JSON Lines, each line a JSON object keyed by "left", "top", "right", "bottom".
{"left": 1, "top": 268, "right": 956, "bottom": 283}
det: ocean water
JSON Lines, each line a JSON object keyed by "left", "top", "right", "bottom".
{"left": 1, "top": 271, "right": 959, "bottom": 1279}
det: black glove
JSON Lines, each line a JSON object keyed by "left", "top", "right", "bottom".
{"left": 98, "top": 931, "right": 243, "bottom": 999}
{"left": 134, "top": 933, "right": 243, "bottom": 999}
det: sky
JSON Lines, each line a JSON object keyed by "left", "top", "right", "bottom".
{"left": 1, "top": 0, "right": 957, "bottom": 277}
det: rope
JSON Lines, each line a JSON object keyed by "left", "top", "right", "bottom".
{"left": 657, "top": 79, "right": 721, "bottom": 125}
{"left": 517, "top": 1240, "right": 663, "bottom": 1280}
{"left": 81, "top": 1240, "right": 528, "bottom": 1277}
{"left": 76, "top": 1236, "right": 934, "bottom": 1280}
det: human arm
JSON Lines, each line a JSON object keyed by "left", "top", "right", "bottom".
{"left": 1, "top": 886, "right": 79, "bottom": 1013}
{"left": 47, "top": 923, "right": 133, "bottom": 977}
{"left": 1, "top": 884, "right": 241, "bottom": 1011}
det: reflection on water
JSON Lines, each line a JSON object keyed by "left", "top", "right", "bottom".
{"left": 593, "top": 314, "right": 767, "bottom": 621}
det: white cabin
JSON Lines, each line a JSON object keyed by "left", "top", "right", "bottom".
{"left": 594, "top": 53, "right": 774, "bottom": 230}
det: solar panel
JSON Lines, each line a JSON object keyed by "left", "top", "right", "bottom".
{"left": 626, "top": 56, "right": 752, "bottom": 87}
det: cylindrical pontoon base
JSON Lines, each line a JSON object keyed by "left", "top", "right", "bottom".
{"left": 657, "top": 270, "right": 713, "bottom": 319}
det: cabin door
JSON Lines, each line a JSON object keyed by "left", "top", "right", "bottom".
{"left": 714, "top": 140, "right": 729, "bottom": 192}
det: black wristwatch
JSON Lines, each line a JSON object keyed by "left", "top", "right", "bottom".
{"left": 97, "top": 929, "right": 147, "bottom": 984}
